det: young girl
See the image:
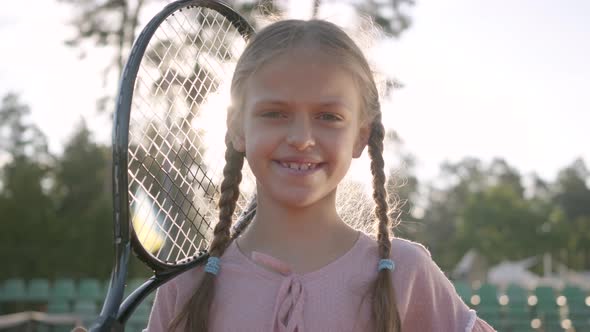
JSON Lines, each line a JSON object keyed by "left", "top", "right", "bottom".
{"left": 145, "top": 19, "right": 496, "bottom": 332}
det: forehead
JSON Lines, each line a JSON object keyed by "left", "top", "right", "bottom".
{"left": 244, "top": 49, "right": 360, "bottom": 111}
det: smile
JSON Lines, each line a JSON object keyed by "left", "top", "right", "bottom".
{"left": 278, "top": 161, "right": 319, "bottom": 171}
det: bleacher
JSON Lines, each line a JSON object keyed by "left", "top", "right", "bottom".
{"left": 0, "top": 278, "right": 154, "bottom": 332}
{"left": 2, "top": 278, "right": 589, "bottom": 331}
{"left": 453, "top": 281, "right": 590, "bottom": 332}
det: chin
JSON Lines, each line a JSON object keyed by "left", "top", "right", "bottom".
{"left": 269, "top": 189, "right": 336, "bottom": 210}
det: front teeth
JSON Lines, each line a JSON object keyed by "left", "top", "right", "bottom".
{"left": 281, "top": 162, "right": 316, "bottom": 171}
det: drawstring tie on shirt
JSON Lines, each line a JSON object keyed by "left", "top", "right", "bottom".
{"left": 252, "top": 252, "right": 306, "bottom": 332}
{"left": 272, "top": 275, "right": 305, "bottom": 332}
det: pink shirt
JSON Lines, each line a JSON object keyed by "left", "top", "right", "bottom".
{"left": 146, "top": 232, "right": 496, "bottom": 331}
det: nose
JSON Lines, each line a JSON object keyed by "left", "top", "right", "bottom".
{"left": 286, "top": 115, "right": 315, "bottom": 151}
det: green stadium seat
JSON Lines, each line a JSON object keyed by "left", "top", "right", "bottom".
{"left": 78, "top": 278, "right": 103, "bottom": 301}
{"left": 477, "top": 305, "right": 502, "bottom": 328}
{"left": 505, "top": 283, "right": 530, "bottom": 318}
{"left": 483, "top": 319, "right": 504, "bottom": 331}
{"left": 568, "top": 303, "right": 590, "bottom": 315}
{"left": 561, "top": 285, "right": 588, "bottom": 311}
{"left": 452, "top": 280, "right": 472, "bottom": 305}
{"left": 73, "top": 300, "right": 98, "bottom": 325}
{"left": 534, "top": 286, "right": 560, "bottom": 321}
{"left": 45, "top": 300, "right": 74, "bottom": 332}
{"left": 27, "top": 278, "right": 50, "bottom": 302}
{"left": 73, "top": 299, "right": 97, "bottom": 314}
{"left": 504, "top": 317, "right": 533, "bottom": 332}
{"left": 506, "top": 284, "right": 528, "bottom": 302}
{"left": 477, "top": 283, "right": 499, "bottom": 307}
{"left": 476, "top": 284, "right": 502, "bottom": 326}
{"left": 535, "top": 286, "right": 558, "bottom": 306}
{"left": 51, "top": 278, "right": 77, "bottom": 301}
{"left": 538, "top": 319, "right": 564, "bottom": 332}
{"left": 571, "top": 317, "right": 590, "bottom": 332}
{"left": 506, "top": 301, "right": 532, "bottom": 326}
{"left": 1, "top": 278, "right": 27, "bottom": 302}
{"left": 47, "top": 299, "right": 71, "bottom": 313}
{"left": 568, "top": 306, "right": 590, "bottom": 327}
{"left": 0, "top": 279, "right": 27, "bottom": 314}
{"left": 562, "top": 285, "right": 585, "bottom": 300}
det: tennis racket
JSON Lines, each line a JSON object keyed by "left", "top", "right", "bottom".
{"left": 89, "top": 1, "right": 255, "bottom": 331}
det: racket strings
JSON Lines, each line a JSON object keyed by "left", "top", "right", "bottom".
{"left": 127, "top": 6, "right": 252, "bottom": 265}
{"left": 142, "top": 155, "right": 204, "bottom": 261}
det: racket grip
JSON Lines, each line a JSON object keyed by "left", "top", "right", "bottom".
{"left": 88, "top": 315, "right": 124, "bottom": 332}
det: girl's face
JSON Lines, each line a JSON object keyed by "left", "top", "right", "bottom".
{"left": 230, "top": 48, "right": 370, "bottom": 209}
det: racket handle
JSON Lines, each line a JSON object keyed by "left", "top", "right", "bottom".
{"left": 88, "top": 315, "right": 124, "bottom": 332}
{"left": 89, "top": 242, "right": 131, "bottom": 332}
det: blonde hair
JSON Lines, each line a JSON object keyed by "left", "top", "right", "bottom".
{"left": 170, "top": 19, "right": 401, "bottom": 332}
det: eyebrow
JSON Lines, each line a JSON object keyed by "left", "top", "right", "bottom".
{"left": 251, "top": 99, "right": 354, "bottom": 112}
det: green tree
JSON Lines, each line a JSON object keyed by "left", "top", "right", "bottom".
{"left": 51, "top": 121, "right": 113, "bottom": 277}
{"left": 49, "top": 120, "right": 150, "bottom": 278}
{"left": 0, "top": 93, "right": 55, "bottom": 279}
{"left": 552, "top": 158, "right": 590, "bottom": 221}
{"left": 457, "top": 183, "right": 546, "bottom": 264}
{"left": 417, "top": 157, "right": 486, "bottom": 269}
{"left": 0, "top": 93, "right": 49, "bottom": 161}
{"left": 550, "top": 159, "right": 590, "bottom": 269}
{"left": 416, "top": 157, "right": 551, "bottom": 270}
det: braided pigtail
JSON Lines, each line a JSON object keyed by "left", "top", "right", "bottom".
{"left": 169, "top": 134, "right": 244, "bottom": 331}
{"left": 368, "top": 113, "right": 402, "bottom": 332}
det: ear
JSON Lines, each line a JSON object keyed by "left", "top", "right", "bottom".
{"left": 353, "top": 122, "right": 371, "bottom": 158}
{"left": 227, "top": 106, "right": 245, "bottom": 152}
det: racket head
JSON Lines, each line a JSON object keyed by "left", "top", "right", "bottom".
{"left": 90, "top": 2, "right": 255, "bottom": 331}
{"left": 113, "top": 0, "right": 255, "bottom": 275}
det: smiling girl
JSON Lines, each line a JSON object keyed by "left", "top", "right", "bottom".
{"left": 145, "top": 19, "right": 496, "bottom": 332}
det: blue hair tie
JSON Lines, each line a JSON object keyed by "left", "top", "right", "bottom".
{"left": 205, "top": 256, "right": 221, "bottom": 275}
{"left": 378, "top": 259, "right": 395, "bottom": 271}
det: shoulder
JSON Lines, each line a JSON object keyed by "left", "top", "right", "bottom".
{"left": 357, "top": 234, "right": 493, "bottom": 331}
{"left": 388, "top": 236, "right": 450, "bottom": 283}
{"left": 390, "top": 237, "right": 432, "bottom": 260}
{"left": 174, "top": 264, "right": 206, "bottom": 289}
{"left": 355, "top": 233, "right": 435, "bottom": 277}
{"left": 156, "top": 262, "right": 206, "bottom": 304}
{"left": 147, "top": 265, "right": 205, "bottom": 332}
{"left": 386, "top": 238, "right": 479, "bottom": 330}
{"left": 357, "top": 232, "right": 431, "bottom": 258}
{"left": 357, "top": 233, "right": 446, "bottom": 285}
{"left": 159, "top": 240, "right": 247, "bottom": 297}
{"left": 359, "top": 233, "right": 432, "bottom": 265}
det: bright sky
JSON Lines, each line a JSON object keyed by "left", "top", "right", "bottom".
{"left": 0, "top": 0, "right": 588, "bottom": 182}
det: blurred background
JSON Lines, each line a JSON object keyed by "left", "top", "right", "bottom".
{"left": 0, "top": 0, "right": 589, "bottom": 331}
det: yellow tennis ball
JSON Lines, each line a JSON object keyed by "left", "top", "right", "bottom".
{"left": 132, "top": 214, "right": 165, "bottom": 254}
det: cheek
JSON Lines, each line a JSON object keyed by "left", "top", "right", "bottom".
{"left": 326, "top": 128, "right": 358, "bottom": 147}
{"left": 315, "top": 132, "right": 357, "bottom": 164}
{"left": 243, "top": 125, "right": 276, "bottom": 155}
